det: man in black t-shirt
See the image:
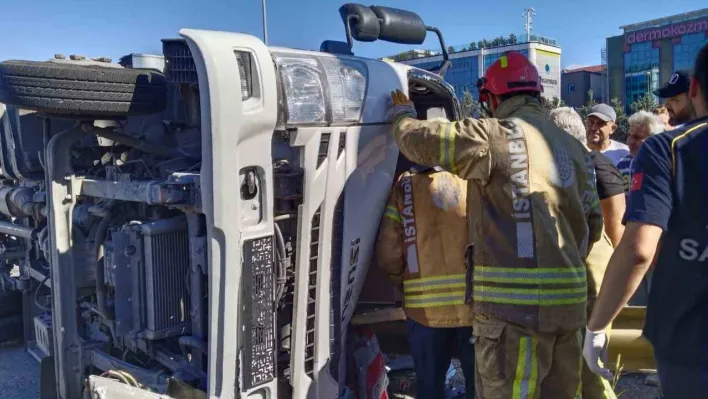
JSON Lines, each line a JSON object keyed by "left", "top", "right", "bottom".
{"left": 551, "top": 107, "right": 625, "bottom": 399}
{"left": 551, "top": 107, "right": 626, "bottom": 246}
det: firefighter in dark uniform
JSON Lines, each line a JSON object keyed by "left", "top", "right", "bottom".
{"left": 584, "top": 43, "right": 708, "bottom": 398}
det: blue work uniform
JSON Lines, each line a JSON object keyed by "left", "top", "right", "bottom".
{"left": 623, "top": 117, "right": 708, "bottom": 398}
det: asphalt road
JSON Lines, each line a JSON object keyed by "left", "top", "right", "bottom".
{"left": 0, "top": 344, "right": 40, "bottom": 399}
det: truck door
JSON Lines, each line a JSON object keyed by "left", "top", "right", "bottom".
{"left": 180, "top": 29, "right": 279, "bottom": 399}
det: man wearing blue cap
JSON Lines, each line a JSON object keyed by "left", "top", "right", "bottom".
{"left": 654, "top": 70, "right": 696, "bottom": 129}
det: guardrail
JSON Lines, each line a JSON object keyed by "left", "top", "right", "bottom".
{"left": 352, "top": 305, "right": 656, "bottom": 372}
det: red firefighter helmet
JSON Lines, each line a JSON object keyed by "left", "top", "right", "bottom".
{"left": 477, "top": 51, "right": 543, "bottom": 103}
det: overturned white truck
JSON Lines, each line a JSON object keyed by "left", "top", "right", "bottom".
{"left": 0, "top": 4, "right": 461, "bottom": 398}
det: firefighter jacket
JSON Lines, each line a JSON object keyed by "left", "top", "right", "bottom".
{"left": 392, "top": 95, "right": 604, "bottom": 332}
{"left": 375, "top": 167, "right": 473, "bottom": 328}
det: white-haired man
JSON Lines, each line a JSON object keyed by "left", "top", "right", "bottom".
{"left": 549, "top": 107, "right": 622, "bottom": 399}
{"left": 616, "top": 111, "right": 666, "bottom": 194}
{"left": 615, "top": 111, "right": 664, "bottom": 305}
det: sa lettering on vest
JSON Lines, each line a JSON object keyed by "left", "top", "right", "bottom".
{"left": 679, "top": 238, "right": 708, "bottom": 262}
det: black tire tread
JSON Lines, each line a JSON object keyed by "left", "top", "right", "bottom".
{"left": 0, "top": 95, "right": 159, "bottom": 116}
{"left": 0, "top": 60, "right": 167, "bottom": 116}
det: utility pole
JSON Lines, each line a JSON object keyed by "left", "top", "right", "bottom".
{"left": 601, "top": 47, "right": 608, "bottom": 103}
{"left": 262, "top": 0, "right": 268, "bottom": 45}
{"left": 523, "top": 7, "right": 536, "bottom": 42}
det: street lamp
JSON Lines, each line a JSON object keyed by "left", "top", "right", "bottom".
{"left": 645, "top": 70, "right": 652, "bottom": 97}
{"left": 262, "top": 0, "right": 268, "bottom": 45}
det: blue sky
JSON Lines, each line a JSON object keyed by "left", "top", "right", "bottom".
{"left": 1, "top": 0, "right": 705, "bottom": 68}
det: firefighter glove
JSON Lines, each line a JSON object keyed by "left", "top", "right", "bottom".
{"left": 583, "top": 327, "right": 613, "bottom": 380}
{"left": 388, "top": 90, "right": 417, "bottom": 123}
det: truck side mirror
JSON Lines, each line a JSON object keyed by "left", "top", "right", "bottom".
{"left": 339, "top": 3, "right": 380, "bottom": 49}
{"left": 369, "top": 6, "right": 426, "bottom": 45}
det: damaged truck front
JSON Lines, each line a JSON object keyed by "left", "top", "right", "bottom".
{"left": 0, "top": 4, "right": 463, "bottom": 398}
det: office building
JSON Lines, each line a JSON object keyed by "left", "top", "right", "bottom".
{"left": 606, "top": 8, "right": 708, "bottom": 110}
{"left": 396, "top": 35, "right": 562, "bottom": 101}
{"left": 562, "top": 65, "right": 607, "bottom": 107}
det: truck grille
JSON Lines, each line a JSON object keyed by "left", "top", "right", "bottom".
{"left": 304, "top": 206, "right": 321, "bottom": 378}
{"left": 162, "top": 39, "right": 198, "bottom": 85}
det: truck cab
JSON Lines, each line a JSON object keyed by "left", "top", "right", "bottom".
{"left": 0, "top": 4, "right": 459, "bottom": 398}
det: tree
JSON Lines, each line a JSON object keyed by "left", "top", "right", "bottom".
{"left": 477, "top": 40, "right": 485, "bottom": 49}
{"left": 447, "top": 45, "right": 456, "bottom": 54}
{"left": 491, "top": 38, "right": 502, "bottom": 47}
{"left": 469, "top": 42, "right": 477, "bottom": 51}
{"left": 611, "top": 97, "right": 630, "bottom": 143}
{"left": 497, "top": 36, "right": 508, "bottom": 46}
{"left": 539, "top": 96, "right": 566, "bottom": 115}
{"left": 576, "top": 90, "right": 598, "bottom": 121}
{"left": 630, "top": 94, "right": 658, "bottom": 113}
{"left": 508, "top": 33, "right": 518, "bottom": 44}
{"left": 460, "top": 90, "right": 481, "bottom": 118}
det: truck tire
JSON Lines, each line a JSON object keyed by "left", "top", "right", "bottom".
{"left": 0, "top": 60, "right": 167, "bottom": 116}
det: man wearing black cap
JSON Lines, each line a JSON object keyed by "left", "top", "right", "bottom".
{"left": 584, "top": 43, "right": 708, "bottom": 398}
{"left": 654, "top": 70, "right": 697, "bottom": 128}
{"left": 585, "top": 103, "right": 630, "bottom": 166}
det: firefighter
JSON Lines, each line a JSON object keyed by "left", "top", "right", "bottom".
{"left": 387, "top": 51, "right": 604, "bottom": 399}
{"left": 375, "top": 164, "right": 475, "bottom": 399}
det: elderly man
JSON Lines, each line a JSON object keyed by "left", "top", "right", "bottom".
{"left": 615, "top": 111, "right": 664, "bottom": 306}
{"left": 585, "top": 104, "right": 629, "bottom": 165}
{"left": 550, "top": 107, "right": 623, "bottom": 399}
{"left": 616, "top": 111, "right": 665, "bottom": 194}
{"left": 654, "top": 70, "right": 697, "bottom": 128}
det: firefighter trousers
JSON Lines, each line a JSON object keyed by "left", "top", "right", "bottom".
{"left": 406, "top": 319, "right": 476, "bottom": 399}
{"left": 472, "top": 315, "right": 582, "bottom": 399}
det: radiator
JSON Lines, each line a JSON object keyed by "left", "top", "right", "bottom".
{"left": 111, "top": 216, "right": 191, "bottom": 340}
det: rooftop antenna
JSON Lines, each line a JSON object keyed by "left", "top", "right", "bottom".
{"left": 523, "top": 7, "right": 536, "bottom": 41}
{"left": 262, "top": 0, "right": 268, "bottom": 45}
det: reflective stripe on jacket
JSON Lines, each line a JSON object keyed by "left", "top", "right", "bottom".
{"left": 392, "top": 95, "right": 604, "bottom": 332}
{"left": 375, "top": 168, "right": 473, "bottom": 328}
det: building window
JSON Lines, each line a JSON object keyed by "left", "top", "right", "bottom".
{"left": 673, "top": 32, "right": 708, "bottom": 72}
{"left": 568, "top": 84, "right": 576, "bottom": 94}
{"left": 624, "top": 41, "right": 659, "bottom": 111}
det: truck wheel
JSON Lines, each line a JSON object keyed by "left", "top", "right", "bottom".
{"left": 0, "top": 60, "right": 167, "bottom": 116}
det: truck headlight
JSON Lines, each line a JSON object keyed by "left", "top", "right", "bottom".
{"left": 275, "top": 56, "right": 327, "bottom": 123}
{"left": 274, "top": 53, "right": 368, "bottom": 124}
{"left": 320, "top": 58, "right": 368, "bottom": 122}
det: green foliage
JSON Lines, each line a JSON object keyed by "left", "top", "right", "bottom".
{"left": 447, "top": 45, "right": 456, "bottom": 54}
{"left": 508, "top": 33, "right": 518, "bottom": 44}
{"left": 539, "top": 96, "right": 566, "bottom": 115}
{"left": 576, "top": 90, "right": 598, "bottom": 121}
{"left": 460, "top": 90, "right": 481, "bottom": 118}
{"left": 611, "top": 98, "right": 630, "bottom": 143}
{"left": 469, "top": 41, "right": 477, "bottom": 50}
{"left": 630, "top": 94, "right": 658, "bottom": 113}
